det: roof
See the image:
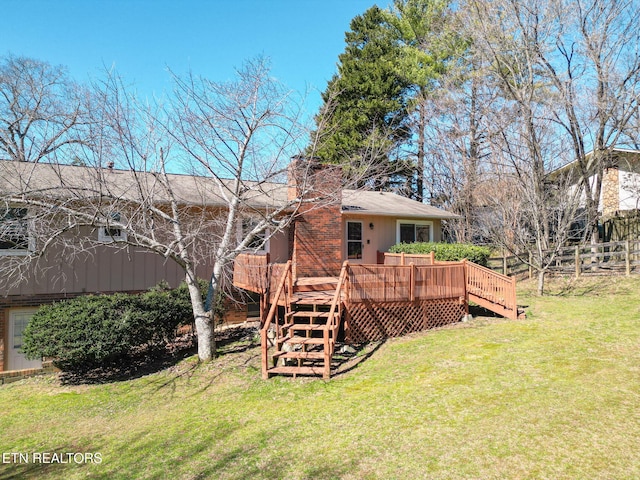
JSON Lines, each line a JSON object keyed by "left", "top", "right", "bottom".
{"left": 0, "top": 160, "right": 458, "bottom": 219}
{"left": 551, "top": 147, "right": 640, "bottom": 176}
{"left": 341, "top": 189, "right": 459, "bottom": 219}
{"left": 0, "top": 160, "right": 287, "bottom": 209}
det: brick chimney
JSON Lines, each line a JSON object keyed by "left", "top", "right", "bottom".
{"left": 288, "top": 156, "right": 343, "bottom": 278}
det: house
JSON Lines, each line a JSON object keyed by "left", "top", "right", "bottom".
{"left": 233, "top": 161, "right": 519, "bottom": 379}
{"left": 555, "top": 148, "right": 640, "bottom": 241}
{"left": 0, "top": 159, "right": 458, "bottom": 375}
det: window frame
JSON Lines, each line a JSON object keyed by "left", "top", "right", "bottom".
{"left": 396, "top": 219, "right": 434, "bottom": 244}
{"left": 0, "top": 206, "right": 34, "bottom": 256}
{"left": 240, "top": 217, "right": 269, "bottom": 254}
{"left": 346, "top": 220, "right": 363, "bottom": 260}
{"left": 98, "top": 212, "right": 128, "bottom": 243}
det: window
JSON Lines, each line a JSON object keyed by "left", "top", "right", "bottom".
{"left": 0, "top": 207, "right": 30, "bottom": 254}
{"left": 397, "top": 220, "right": 433, "bottom": 244}
{"left": 241, "top": 218, "right": 268, "bottom": 252}
{"left": 98, "top": 212, "right": 127, "bottom": 242}
{"left": 347, "top": 221, "right": 363, "bottom": 259}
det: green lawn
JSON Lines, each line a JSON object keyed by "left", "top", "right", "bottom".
{"left": 2, "top": 276, "right": 640, "bottom": 479}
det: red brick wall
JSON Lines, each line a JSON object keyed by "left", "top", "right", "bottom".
{"left": 288, "top": 160, "right": 343, "bottom": 278}
{"left": 291, "top": 204, "right": 343, "bottom": 278}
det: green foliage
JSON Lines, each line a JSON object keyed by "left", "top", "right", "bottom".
{"left": 22, "top": 284, "right": 196, "bottom": 371}
{"left": 389, "top": 242, "right": 491, "bottom": 266}
{"left": 312, "top": 6, "right": 413, "bottom": 189}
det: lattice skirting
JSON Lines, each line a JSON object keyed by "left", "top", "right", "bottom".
{"left": 344, "top": 298, "right": 466, "bottom": 343}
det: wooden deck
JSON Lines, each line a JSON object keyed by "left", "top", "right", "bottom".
{"left": 233, "top": 252, "right": 521, "bottom": 379}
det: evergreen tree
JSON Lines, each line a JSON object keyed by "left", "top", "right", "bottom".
{"left": 312, "top": 6, "right": 413, "bottom": 191}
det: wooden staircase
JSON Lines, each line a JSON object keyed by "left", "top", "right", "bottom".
{"left": 268, "top": 303, "right": 337, "bottom": 378}
{"left": 261, "top": 262, "right": 346, "bottom": 380}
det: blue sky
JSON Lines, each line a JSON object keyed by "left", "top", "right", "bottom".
{"left": 3, "top": 0, "right": 381, "bottom": 115}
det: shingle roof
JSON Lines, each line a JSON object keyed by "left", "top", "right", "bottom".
{"left": 341, "top": 189, "right": 458, "bottom": 219}
{"left": 0, "top": 160, "right": 457, "bottom": 219}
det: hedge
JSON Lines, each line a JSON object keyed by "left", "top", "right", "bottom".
{"left": 388, "top": 242, "right": 491, "bottom": 266}
{"left": 22, "top": 283, "right": 198, "bottom": 372}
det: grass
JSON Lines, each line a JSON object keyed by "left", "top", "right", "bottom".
{"left": 3, "top": 275, "right": 640, "bottom": 479}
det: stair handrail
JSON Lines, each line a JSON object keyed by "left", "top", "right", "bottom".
{"left": 322, "top": 261, "right": 349, "bottom": 379}
{"left": 261, "top": 260, "right": 292, "bottom": 379}
{"left": 328, "top": 261, "right": 349, "bottom": 338}
{"left": 465, "top": 261, "right": 517, "bottom": 318}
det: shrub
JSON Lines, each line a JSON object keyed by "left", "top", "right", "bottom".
{"left": 388, "top": 242, "right": 491, "bottom": 266}
{"left": 22, "top": 284, "right": 195, "bottom": 372}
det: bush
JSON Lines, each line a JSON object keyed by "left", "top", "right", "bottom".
{"left": 22, "top": 284, "right": 195, "bottom": 372}
{"left": 388, "top": 242, "right": 491, "bottom": 266}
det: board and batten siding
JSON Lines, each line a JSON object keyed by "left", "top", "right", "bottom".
{"left": 0, "top": 239, "right": 207, "bottom": 297}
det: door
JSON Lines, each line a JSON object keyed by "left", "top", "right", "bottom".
{"left": 346, "top": 221, "right": 364, "bottom": 263}
{"left": 7, "top": 308, "right": 41, "bottom": 371}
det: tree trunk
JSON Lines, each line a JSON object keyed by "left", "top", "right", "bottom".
{"left": 185, "top": 269, "right": 216, "bottom": 361}
{"left": 416, "top": 95, "right": 426, "bottom": 203}
{"left": 536, "top": 269, "right": 546, "bottom": 296}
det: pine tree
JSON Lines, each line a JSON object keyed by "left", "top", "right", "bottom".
{"left": 312, "top": 6, "right": 412, "bottom": 191}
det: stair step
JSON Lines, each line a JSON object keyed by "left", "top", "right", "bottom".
{"left": 283, "top": 323, "right": 328, "bottom": 332}
{"left": 286, "top": 311, "right": 332, "bottom": 319}
{"left": 267, "top": 365, "right": 326, "bottom": 376}
{"left": 273, "top": 351, "right": 325, "bottom": 360}
{"left": 281, "top": 335, "right": 326, "bottom": 345}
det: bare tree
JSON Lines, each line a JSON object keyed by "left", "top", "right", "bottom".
{"left": 0, "top": 54, "right": 90, "bottom": 163}
{"left": 529, "top": 0, "right": 640, "bottom": 244}
{"left": 0, "top": 57, "right": 346, "bottom": 362}
{"left": 466, "top": 0, "right": 583, "bottom": 294}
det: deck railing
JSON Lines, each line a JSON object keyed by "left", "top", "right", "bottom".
{"left": 346, "top": 263, "right": 466, "bottom": 303}
{"left": 234, "top": 252, "right": 519, "bottom": 323}
{"left": 465, "top": 261, "right": 517, "bottom": 319}
{"left": 233, "top": 253, "right": 270, "bottom": 293}
{"left": 382, "top": 251, "right": 435, "bottom": 266}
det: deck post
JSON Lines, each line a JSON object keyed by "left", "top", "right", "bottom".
{"left": 462, "top": 259, "right": 469, "bottom": 314}
{"left": 400, "top": 252, "right": 405, "bottom": 265}
{"left": 261, "top": 329, "right": 269, "bottom": 379}
{"left": 430, "top": 251, "right": 435, "bottom": 265}
{"left": 410, "top": 263, "right": 415, "bottom": 302}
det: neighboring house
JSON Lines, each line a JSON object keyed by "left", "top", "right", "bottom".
{"left": 556, "top": 148, "right": 640, "bottom": 240}
{"left": 0, "top": 159, "right": 457, "bottom": 374}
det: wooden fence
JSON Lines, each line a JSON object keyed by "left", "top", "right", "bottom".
{"left": 489, "top": 240, "right": 640, "bottom": 278}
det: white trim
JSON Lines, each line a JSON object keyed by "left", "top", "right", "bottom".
{"left": 396, "top": 219, "right": 434, "bottom": 244}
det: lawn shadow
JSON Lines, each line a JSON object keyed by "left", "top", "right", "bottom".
{"left": 331, "top": 340, "right": 386, "bottom": 377}
{"left": 57, "top": 334, "right": 198, "bottom": 386}
{"left": 58, "top": 324, "right": 261, "bottom": 386}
